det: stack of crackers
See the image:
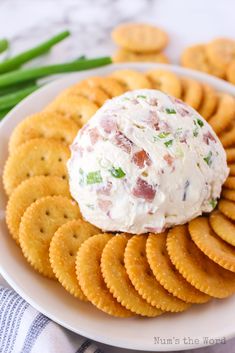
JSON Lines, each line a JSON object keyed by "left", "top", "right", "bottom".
{"left": 112, "top": 23, "right": 169, "bottom": 64}
{"left": 2, "top": 68, "right": 235, "bottom": 318}
{"left": 110, "top": 23, "right": 235, "bottom": 87}
{"left": 181, "top": 38, "right": 235, "bottom": 84}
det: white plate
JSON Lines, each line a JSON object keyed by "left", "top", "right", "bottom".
{"left": 1, "top": 63, "right": 235, "bottom": 352}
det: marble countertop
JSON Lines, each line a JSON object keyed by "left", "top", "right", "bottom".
{"left": 1, "top": 0, "right": 235, "bottom": 352}
{"left": 0, "top": 0, "right": 235, "bottom": 65}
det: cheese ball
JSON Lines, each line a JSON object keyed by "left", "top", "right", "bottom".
{"left": 68, "top": 89, "right": 228, "bottom": 234}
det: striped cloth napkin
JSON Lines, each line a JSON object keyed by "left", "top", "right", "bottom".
{"left": 0, "top": 286, "right": 102, "bottom": 353}
{"left": 2, "top": 285, "right": 235, "bottom": 353}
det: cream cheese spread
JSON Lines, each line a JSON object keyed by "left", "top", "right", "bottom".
{"left": 67, "top": 89, "right": 229, "bottom": 234}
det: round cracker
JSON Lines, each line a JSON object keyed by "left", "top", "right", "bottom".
{"left": 146, "top": 69, "right": 182, "bottom": 98}
{"left": 189, "top": 217, "right": 235, "bottom": 273}
{"left": 210, "top": 210, "right": 235, "bottom": 246}
{"left": 101, "top": 234, "right": 163, "bottom": 317}
{"left": 206, "top": 38, "right": 235, "bottom": 73}
{"left": 6, "top": 176, "right": 70, "bottom": 245}
{"left": 83, "top": 76, "right": 126, "bottom": 97}
{"left": 3, "top": 138, "right": 70, "bottom": 196}
{"left": 226, "top": 61, "right": 235, "bottom": 84}
{"left": 111, "top": 23, "right": 168, "bottom": 53}
{"left": 181, "top": 44, "right": 224, "bottom": 78}
{"left": 218, "top": 199, "right": 235, "bottom": 221}
{"left": 146, "top": 232, "right": 210, "bottom": 304}
{"left": 181, "top": 77, "right": 203, "bottom": 110}
{"left": 8, "top": 111, "right": 78, "bottom": 154}
{"left": 109, "top": 69, "right": 151, "bottom": 90}
{"left": 76, "top": 233, "right": 132, "bottom": 317}
{"left": 113, "top": 48, "right": 169, "bottom": 64}
{"left": 197, "top": 84, "right": 218, "bottom": 120}
{"left": 45, "top": 95, "right": 98, "bottom": 126}
{"left": 67, "top": 82, "right": 109, "bottom": 106}
{"left": 224, "top": 176, "right": 235, "bottom": 189}
{"left": 208, "top": 93, "right": 235, "bottom": 134}
{"left": 49, "top": 219, "right": 99, "bottom": 300}
{"left": 219, "top": 125, "right": 235, "bottom": 148}
{"left": 222, "top": 188, "right": 235, "bottom": 201}
{"left": 226, "top": 148, "right": 235, "bottom": 163}
{"left": 19, "top": 196, "right": 81, "bottom": 278}
{"left": 124, "top": 235, "right": 191, "bottom": 312}
{"left": 229, "top": 164, "right": 235, "bottom": 176}
{"left": 167, "top": 225, "right": 235, "bottom": 298}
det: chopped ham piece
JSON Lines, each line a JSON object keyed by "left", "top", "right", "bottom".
{"left": 100, "top": 116, "right": 117, "bottom": 133}
{"left": 132, "top": 150, "right": 152, "bottom": 168}
{"left": 171, "top": 97, "right": 190, "bottom": 116}
{"left": 173, "top": 97, "right": 188, "bottom": 107}
{"left": 130, "top": 98, "right": 139, "bottom": 105}
{"left": 179, "top": 135, "right": 187, "bottom": 144}
{"left": 160, "top": 121, "right": 170, "bottom": 131}
{"left": 132, "top": 178, "right": 156, "bottom": 202}
{"left": 112, "top": 131, "right": 133, "bottom": 153}
{"left": 178, "top": 107, "right": 190, "bottom": 117}
{"left": 144, "top": 226, "right": 164, "bottom": 233}
{"left": 164, "top": 154, "right": 174, "bottom": 166}
{"left": 98, "top": 199, "right": 112, "bottom": 212}
{"left": 149, "top": 98, "right": 158, "bottom": 106}
{"left": 89, "top": 127, "right": 100, "bottom": 145}
{"left": 146, "top": 110, "right": 159, "bottom": 130}
{"left": 203, "top": 131, "right": 216, "bottom": 144}
{"left": 97, "top": 181, "right": 112, "bottom": 196}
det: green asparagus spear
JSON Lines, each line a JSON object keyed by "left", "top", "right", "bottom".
{"left": 0, "top": 39, "right": 9, "bottom": 54}
{"left": 0, "top": 84, "right": 39, "bottom": 110}
{"left": 0, "top": 108, "right": 10, "bottom": 120}
{"left": 0, "top": 81, "right": 36, "bottom": 96}
{"left": 0, "top": 56, "right": 112, "bottom": 88}
{"left": 0, "top": 30, "right": 70, "bottom": 74}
